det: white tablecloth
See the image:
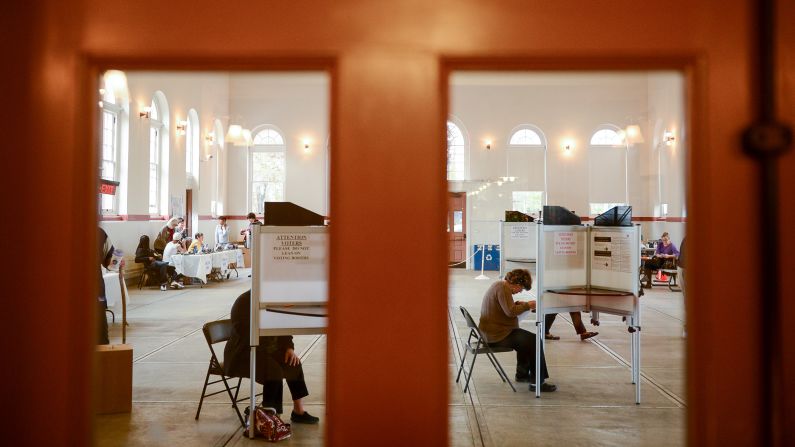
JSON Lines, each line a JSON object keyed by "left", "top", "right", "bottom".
{"left": 172, "top": 249, "right": 244, "bottom": 283}
{"left": 102, "top": 270, "right": 122, "bottom": 309}
{"left": 172, "top": 253, "right": 213, "bottom": 283}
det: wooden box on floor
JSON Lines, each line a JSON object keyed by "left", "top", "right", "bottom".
{"left": 242, "top": 246, "right": 251, "bottom": 268}
{"left": 94, "top": 344, "right": 133, "bottom": 414}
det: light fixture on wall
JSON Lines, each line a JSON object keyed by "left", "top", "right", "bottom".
{"left": 624, "top": 124, "right": 645, "bottom": 144}
{"left": 205, "top": 131, "right": 215, "bottom": 143}
{"left": 562, "top": 139, "right": 575, "bottom": 155}
{"left": 303, "top": 138, "right": 311, "bottom": 154}
{"left": 485, "top": 139, "right": 492, "bottom": 150}
{"left": 663, "top": 130, "right": 676, "bottom": 146}
{"left": 176, "top": 120, "right": 187, "bottom": 136}
{"left": 139, "top": 106, "right": 151, "bottom": 119}
{"left": 226, "top": 124, "right": 250, "bottom": 146}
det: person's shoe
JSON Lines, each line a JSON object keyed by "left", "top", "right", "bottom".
{"left": 160, "top": 284, "right": 167, "bottom": 291}
{"left": 580, "top": 331, "right": 598, "bottom": 341}
{"left": 544, "top": 333, "right": 560, "bottom": 340}
{"left": 291, "top": 410, "right": 319, "bottom": 424}
{"left": 529, "top": 381, "right": 557, "bottom": 392}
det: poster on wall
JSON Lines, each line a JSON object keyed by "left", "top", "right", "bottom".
{"left": 592, "top": 232, "right": 633, "bottom": 273}
{"left": 169, "top": 195, "right": 185, "bottom": 218}
{"left": 511, "top": 225, "right": 530, "bottom": 240}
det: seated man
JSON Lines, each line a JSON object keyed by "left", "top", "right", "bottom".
{"left": 479, "top": 269, "right": 556, "bottom": 392}
{"left": 224, "top": 290, "right": 319, "bottom": 424}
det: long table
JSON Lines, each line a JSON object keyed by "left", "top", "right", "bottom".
{"left": 171, "top": 249, "right": 245, "bottom": 284}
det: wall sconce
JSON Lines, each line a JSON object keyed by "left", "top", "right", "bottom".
{"left": 139, "top": 106, "right": 151, "bottom": 119}
{"left": 562, "top": 139, "right": 575, "bottom": 155}
{"left": 303, "top": 139, "right": 311, "bottom": 154}
{"left": 663, "top": 130, "right": 676, "bottom": 146}
{"left": 176, "top": 120, "right": 187, "bottom": 136}
{"left": 205, "top": 131, "right": 215, "bottom": 143}
{"left": 485, "top": 140, "right": 492, "bottom": 150}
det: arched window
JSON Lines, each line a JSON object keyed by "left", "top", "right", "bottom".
{"left": 185, "top": 108, "right": 200, "bottom": 185}
{"left": 446, "top": 121, "right": 465, "bottom": 181}
{"left": 149, "top": 91, "right": 169, "bottom": 216}
{"left": 507, "top": 125, "right": 547, "bottom": 216}
{"left": 249, "top": 126, "right": 286, "bottom": 214}
{"left": 588, "top": 125, "right": 627, "bottom": 215}
{"left": 99, "top": 89, "right": 120, "bottom": 214}
{"left": 590, "top": 128, "right": 624, "bottom": 146}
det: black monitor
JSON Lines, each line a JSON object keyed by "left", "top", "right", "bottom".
{"left": 263, "top": 202, "right": 326, "bottom": 226}
{"left": 542, "top": 205, "right": 582, "bottom": 225}
{"left": 594, "top": 205, "right": 633, "bottom": 227}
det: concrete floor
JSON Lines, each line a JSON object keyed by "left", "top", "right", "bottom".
{"left": 96, "top": 268, "right": 686, "bottom": 446}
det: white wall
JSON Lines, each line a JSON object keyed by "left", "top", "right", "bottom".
{"left": 449, "top": 71, "right": 687, "bottom": 249}
{"left": 227, "top": 73, "right": 330, "bottom": 217}
{"left": 100, "top": 72, "right": 329, "bottom": 276}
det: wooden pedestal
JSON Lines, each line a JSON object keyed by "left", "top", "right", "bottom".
{"left": 94, "top": 344, "right": 133, "bottom": 414}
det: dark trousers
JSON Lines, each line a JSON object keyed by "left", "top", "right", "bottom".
{"left": 488, "top": 328, "right": 549, "bottom": 381}
{"left": 150, "top": 260, "right": 175, "bottom": 285}
{"left": 97, "top": 301, "right": 109, "bottom": 345}
{"left": 258, "top": 352, "right": 309, "bottom": 414}
{"left": 545, "top": 312, "right": 587, "bottom": 335}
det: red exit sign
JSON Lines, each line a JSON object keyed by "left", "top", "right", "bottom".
{"left": 100, "top": 179, "right": 120, "bottom": 195}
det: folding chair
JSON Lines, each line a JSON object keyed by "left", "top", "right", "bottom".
{"left": 137, "top": 268, "right": 151, "bottom": 290}
{"left": 455, "top": 306, "right": 516, "bottom": 393}
{"left": 195, "top": 319, "right": 246, "bottom": 426}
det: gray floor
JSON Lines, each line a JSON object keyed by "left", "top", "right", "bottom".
{"left": 96, "top": 268, "right": 685, "bottom": 446}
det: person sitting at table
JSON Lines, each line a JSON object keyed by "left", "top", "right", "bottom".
{"left": 162, "top": 233, "right": 185, "bottom": 289}
{"left": 187, "top": 232, "right": 205, "bottom": 254}
{"left": 544, "top": 312, "right": 598, "bottom": 341}
{"left": 154, "top": 217, "right": 180, "bottom": 253}
{"left": 642, "top": 231, "right": 680, "bottom": 288}
{"left": 215, "top": 216, "right": 229, "bottom": 247}
{"left": 479, "top": 268, "right": 556, "bottom": 392}
{"left": 224, "top": 290, "right": 320, "bottom": 424}
{"left": 134, "top": 235, "right": 177, "bottom": 292}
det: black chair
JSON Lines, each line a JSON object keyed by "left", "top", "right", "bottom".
{"left": 195, "top": 319, "right": 247, "bottom": 426}
{"left": 455, "top": 306, "right": 516, "bottom": 393}
{"left": 137, "top": 268, "right": 151, "bottom": 290}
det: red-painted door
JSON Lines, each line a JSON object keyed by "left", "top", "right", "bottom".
{"left": 448, "top": 192, "right": 466, "bottom": 265}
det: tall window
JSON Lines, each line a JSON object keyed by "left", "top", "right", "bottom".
{"left": 185, "top": 108, "right": 200, "bottom": 184}
{"left": 507, "top": 125, "right": 547, "bottom": 209}
{"left": 250, "top": 127, "right": 286, "bottom": 214}
{"left": 99, "top": 88, "right": 120, "bottom": 214}
{"left": 588, "top": 125, "right": 627, "bottom": 214}
{"left": 447, "top": 121, "right": 465, "bottom": 181}
{"left": 149, "top": 96, "right": 164, "bottom": 215}
{"left": 512, "top": 191, "right": 544, "bottom": 216}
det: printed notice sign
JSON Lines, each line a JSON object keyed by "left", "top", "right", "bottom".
{"left": 592, "top": 232, "right": 632, "bottom": 273}
{"left": 553, "top": 232, "right": 578, "bottom": 255}
{"left": 271, "top": 234, "right": 312, "bottom": 262}
{"left": 511, "top": 225, "right": 530, "bottom": 240}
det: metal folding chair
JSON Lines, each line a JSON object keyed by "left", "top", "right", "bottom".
{"left": 195, "top": 319, "right": 246, "bottom": 426}
{"left": 455, "top": 306, "right": 516, "bottom": 393}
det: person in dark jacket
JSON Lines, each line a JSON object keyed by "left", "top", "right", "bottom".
{"left": 97, "top": 228, "right": 114, "bottom": 344}
{"left": 224, "top": 290, "right": 319, "bottom": 424}
{"left": 134, "top": 235, "right": 175, "bottom": 291}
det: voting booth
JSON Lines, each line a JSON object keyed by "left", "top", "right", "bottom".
{"left": 247, "top": 203, "right": 328, "bottom": 435}
{"left": 534, "top": 222, "right": 642, "bottom": 403}
{"left": 499, "top": 221, "right": 538, "bottom": 277}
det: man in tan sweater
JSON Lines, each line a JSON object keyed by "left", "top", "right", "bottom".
{"left": 479, "top": 269, "right": 556, "bottom": 392}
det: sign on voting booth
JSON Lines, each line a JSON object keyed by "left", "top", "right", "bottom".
{"left": 499, "top": 221, "right": 539, "bottom": 277}
{"left": 250, "top": 226, "right": 328, "bottom": 342}
{"left": 535, "top": 223, "right": 642, "bottom": 403}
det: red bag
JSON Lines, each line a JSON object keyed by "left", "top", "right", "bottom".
{"left": 252, "top": 406, "right": 292, "bottom": 442}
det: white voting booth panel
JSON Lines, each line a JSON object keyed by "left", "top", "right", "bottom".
{"left": 499, "top": 221, "right": 538, "bottom": 277}
{"left": 535, "top": 223, "right": 642, "bottom": 403}
{"left": 248, "top": 225, "right": 328, "bottom": 435}
{"left": 250, "top": 225, "right": 328, "bottom": 344}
